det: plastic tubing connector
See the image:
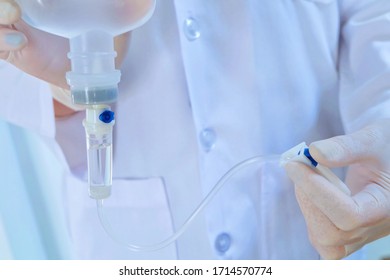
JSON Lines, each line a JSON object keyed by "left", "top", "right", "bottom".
{"left": 280, "top": 142, "right": 351, "bottom": 195}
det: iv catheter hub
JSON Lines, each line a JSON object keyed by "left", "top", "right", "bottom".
{"left": 83, "top": 105, "right": 115, "bottom": 200}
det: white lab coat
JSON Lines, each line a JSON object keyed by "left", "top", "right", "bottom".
{"left": 1, "top": 0, "right": 390, "bottom": 259}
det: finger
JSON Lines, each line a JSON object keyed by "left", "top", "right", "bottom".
{"left": 285, "top": 161, "right": 358, "bottom": 231}
{"left": 295, "top": 187, "right": 362, "bottom": 247}
{"left": 310, "top": 123, "right": 388, "bottom": 167}
{"left": 344, "top": 242, "right": 365, "bottom": 258}
{"left": 315, "top": 243, "right": 347, "bottom": 260}
{"left": 351, "top": 182, "right": 390, "bottom": 225}
{"left": 296, "top": 188, "right": 339, "bottom": 247}
{"left": 0, "top": 29, "right": 27, "bottom": 59}
{"left": 316, "top": 233, "right": 366, "bottom": 259}
{"left": 114, "top": 32, "right": 131, "bottom": 67}
{"left": 0, "top": 0, "right": 21, "bottom": 25}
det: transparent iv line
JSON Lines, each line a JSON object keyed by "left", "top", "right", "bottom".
{"left": 96, "top": 154, "right": 280, "bottom": 252}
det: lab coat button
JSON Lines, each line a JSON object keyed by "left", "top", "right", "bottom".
{"left": 215, "top": 233, "right": 231, "bottom": 254}
{"left": 184, "top": 17, "right": 201, "bottom": 41}
{"left": 199, "top": 128, "right": 216, "bottom": 152}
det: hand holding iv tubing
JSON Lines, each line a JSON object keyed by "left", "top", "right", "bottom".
{"left": 285, "top": 120, "right": 390, "bottom": 259}
{"left": 97, "top": 122, "right": 390, "bottom": 256}
{"left": 94, "top": 142, "right": 349, "bottom": 252}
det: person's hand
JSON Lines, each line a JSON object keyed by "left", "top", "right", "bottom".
{"left": 284, "top": 119, "right": 390, "bottom": 259}
{"left": 0, "top": 0, "right": 130, "bottom": 116}
{"left": 0, "top": 0, "right": 71, "bottom": 88}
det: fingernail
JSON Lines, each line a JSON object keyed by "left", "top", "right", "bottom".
{"left": 5, "top": 32, "right": 27, "bottom": 47}
{"left": 0, "top": 2, "right": 16, "bottom": 20}
{"left": 310, "top": 140, "right": 335, "bottom": 161}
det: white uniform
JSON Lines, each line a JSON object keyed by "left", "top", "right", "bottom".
{"left": 1, "top": 0, "right": 390, "bottom": 259}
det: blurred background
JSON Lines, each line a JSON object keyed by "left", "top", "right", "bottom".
{"left": 0, "top": 119, "right": 389, "bottom": 260}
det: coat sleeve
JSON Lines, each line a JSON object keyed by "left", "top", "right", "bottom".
{"left": 0, "top": 61, "right": 55, "bottom": 138}
{"left": 339, "top": 0, "right": 390, "bottom": 132}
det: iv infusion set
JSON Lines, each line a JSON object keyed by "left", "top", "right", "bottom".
{"left": 14, "top": 0, "right": 162, "bottom": 250}
{"left": 16, "top": 0, "right": 157, "bottom": 200}
{"left": 15, "top": 0, "right": 351, "bottom": 253}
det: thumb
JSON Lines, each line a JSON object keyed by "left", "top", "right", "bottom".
{"left": 0, "top": 1, "right": 21, "bottom": 25}
{"left": 309, "top": 124, "right": 385, "bottom": 168}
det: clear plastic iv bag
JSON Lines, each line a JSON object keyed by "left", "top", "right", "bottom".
{"left": 15, "top": 0, "right": 156, "bottom": 104}
{"left": 16, "top": 0, "right": 155, "bottom": 38}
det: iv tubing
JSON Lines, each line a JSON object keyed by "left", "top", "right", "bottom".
{"left": 96, "top": 154, "right": 280, "bottom": 252}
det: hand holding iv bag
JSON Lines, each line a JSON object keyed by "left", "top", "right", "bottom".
{"left": 14, "top": 0, "right": 157, "bottom": 200}
{"left": 15, "top": 0, "right": 156, "bottom": 105}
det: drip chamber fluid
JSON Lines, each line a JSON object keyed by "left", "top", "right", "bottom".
{"left": 16, "top": 0, "right": 156, "bottom": 104}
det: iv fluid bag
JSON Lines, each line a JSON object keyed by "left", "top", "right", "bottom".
{"left": 15, "top": 0, "right": 156, "bottom": 104}
{"left": 16, "top": 0, "right": 156, "bottom": 38}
